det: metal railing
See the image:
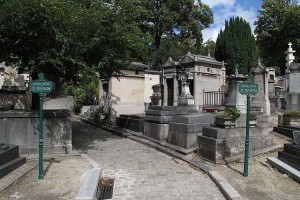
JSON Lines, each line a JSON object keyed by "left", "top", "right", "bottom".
{"left": 203, "top": 89, "right": 225, "bottom": 108}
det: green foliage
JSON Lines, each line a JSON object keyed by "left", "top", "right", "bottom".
{"left": 0, "top": 0, "right": 146, "bottom": 81}
{"left": 255, "top": 0, "right": 300, "bottom": 74}
{"left": 215, "top": 17, "right": 257, "bottom": 75}
{"left": 63, "top": 72, "right": 99, "bottom": 111}
{"left": 128, "top": 0, "right": 213, "bottom": 66}
{"left": 217, "top": 108, "right": 241, "bottom": 119}
{"left": 283, "top": 110, "right": 300, "bottom": 118}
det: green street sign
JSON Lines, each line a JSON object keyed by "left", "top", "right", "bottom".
{"left": 31, "top": 81, "right": 53, "bottom": 94}
{"left": 239, "top": 83, "right": 258, "bottom": 95}
{"left": 29, "top": 73, "right": 53, "bottom": 179}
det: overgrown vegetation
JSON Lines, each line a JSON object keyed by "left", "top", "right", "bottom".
{"left": 217, "top": 108, "right": 241, "bottom": 119}
{"left": 63, "top": 73, "right": 99, "bottom": 113}
{"left": 283, "top": 110, "right": 300, "bottom": 118}
{"left": 216, "top": 108, "right": 257, "bottom": 120}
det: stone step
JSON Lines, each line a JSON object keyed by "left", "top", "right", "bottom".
{"left": 278, "top": 151, "right": 300, "bottom": 171}
{"left": 0, "top": 157, "right": 26, "bottom": 179}
{"left": 283, "top": 144, "right": 300, "bottom": 157}
{"left": 0, "top": 144, "right": 20, "bottom": 166}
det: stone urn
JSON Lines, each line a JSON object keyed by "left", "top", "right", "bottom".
{"left": 150, "top": 84, "right": 162, "bottom": 106}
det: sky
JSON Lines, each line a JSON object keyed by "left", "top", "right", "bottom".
{"left": 201, "top": 0, "right": 263, "bottom": 42}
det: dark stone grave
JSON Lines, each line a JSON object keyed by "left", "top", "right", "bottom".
{"left": 0, "top": 143, "right": 26, "bottom": 179}
{"left": 278, "top": 131, "right": 300, "bottom": 171}
{"left": 116, "top": 114, "right": 144, "bottom": 132}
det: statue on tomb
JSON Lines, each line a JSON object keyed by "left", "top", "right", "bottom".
{"left": 178, "top": 69, "right": 194, "bottom": 106}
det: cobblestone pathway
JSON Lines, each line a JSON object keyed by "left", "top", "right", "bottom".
{"left": 73, "top": 118, "right": 225, "bottom": 200}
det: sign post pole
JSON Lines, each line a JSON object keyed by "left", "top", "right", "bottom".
{"left": 243, "top": 94, "right": 251, "bottom": 177}
{"left": 38, "top": 93, "right": 44, "bottom": 179}
{"left": 30, "top": 73, "right": 53, "bottom": 179}
{"left": 239, "top": 74, "right": 258, "bottom": 177}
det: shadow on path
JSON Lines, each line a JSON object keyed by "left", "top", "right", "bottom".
{"left": 72, "top": 119, "right": 121, "bottom": 153}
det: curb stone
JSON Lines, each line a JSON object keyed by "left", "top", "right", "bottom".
{"left": 81, "top": 118, "right": 246, "bottom": 200}
{"left": 76, "top": 154, "right": 102, "bottom": 200}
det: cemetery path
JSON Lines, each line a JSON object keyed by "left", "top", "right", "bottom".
{"left": 72, "top": 117, "right": 225, "bottom": 200}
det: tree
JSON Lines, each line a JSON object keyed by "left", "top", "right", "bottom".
{"left": 63, "top": 72, "right": 99, "bottom": 112}
{"left": 124, "top": 0, "right": 213, "bottom": 66}
{"left": 0, "top": 0, "right": 145, "bottom": 81}
{"left": 255, "top": 0, "right": 300, "bottom": 74}
{"left": 215, "top": 17, "right": 257, "bottom": 75}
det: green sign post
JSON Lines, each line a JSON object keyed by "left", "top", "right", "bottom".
{"left": 30, "top": 73, "right": 53, "bottom": 179}
{"left": 239, "top": 75, "right": 258, "bottom": 177}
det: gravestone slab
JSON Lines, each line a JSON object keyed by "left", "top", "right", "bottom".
{"left": 167, "top": 113, "right": 214, "bottom": 150}
{"left": 144, "top": 106, "right": 198, "bottom": 141}
{"left": 198, "top": 126, "right": 275, "bottom": 163}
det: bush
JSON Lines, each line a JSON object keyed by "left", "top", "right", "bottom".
{"left": 283, "top": 110, "right": 300, "bottom": 118}
{"left": 217, "top": 108, "right": 241, "bottom": 119}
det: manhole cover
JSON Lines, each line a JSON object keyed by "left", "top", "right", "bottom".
{"left": 98, "top": 178, "right": 114, "bottom": 200}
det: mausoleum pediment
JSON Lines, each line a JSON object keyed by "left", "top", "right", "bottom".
{"left": 251, "top": 66, "right": 265, "bottom": 74}
{"left": 163, "top": 57, "right": 177, "bottom": 68}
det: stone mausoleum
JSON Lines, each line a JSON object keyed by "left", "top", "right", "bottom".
{"left": 99, "top": 62, "right": 160, "bottom": 117}
{"left": 162, "top": 52, "right": 226, "bottom": 109}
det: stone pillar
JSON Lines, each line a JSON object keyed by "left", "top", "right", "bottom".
{"left": 251, "top": 66, "right": 270, "bottom": 115}
{"left": 173, "top": 75, "right": 179, "bottom": 106}
{"left": 163, "top": 77, "right": 168, "bottom": 106}
{"left": 284, "top": 43, "right": 295, "bottom": 92}
{"left": 225, "top": 73, "right": 247, "bottom": 113}
{"left": 286, "top": 62, "right": 300, "bottom": 110}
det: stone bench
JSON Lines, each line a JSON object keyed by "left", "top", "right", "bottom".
{"left": 75, "top": 168, "right": 102, "bottom": 200}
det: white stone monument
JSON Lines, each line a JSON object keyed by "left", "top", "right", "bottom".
{"left": 251, "top": 63, "right": 271, "bottom": 115}
{"left": 225, "top": 66, "right": 247, "bottom": 113}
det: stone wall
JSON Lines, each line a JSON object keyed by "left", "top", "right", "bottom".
{"left": 0, "top": 110, "right": 72, "bottom": 154}
{"left": 0, "top": 90, "right": 31, "bottom": 110}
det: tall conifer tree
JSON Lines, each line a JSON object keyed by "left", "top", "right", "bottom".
{"left": 215, "top": 17, "right": 257, "bottom": 75}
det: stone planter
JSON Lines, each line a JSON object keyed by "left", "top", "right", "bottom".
{"left": 283, "top": 116, "right": 300, "bottom": 127}
{"left": 249, "top": 120, "right": 257, "bottom": 128}
{"left": 152, "top": 85, "right": 161, "bottom": 93}
{"left": 215, "top": 117, "right": 235, "bottom": 128}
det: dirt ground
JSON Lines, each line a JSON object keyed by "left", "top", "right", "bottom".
{"left": 212, "top": 133, "right": 300, "bottom": 200}
{"left": 0, "top": 155, "right": 92, "bottom": 200}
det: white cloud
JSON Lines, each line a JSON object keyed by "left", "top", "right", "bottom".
{"left": 201, "top": 0, "right": 236, "bottom": 8}
{"left": 203, "top": 3, "right": 257, "bottom": 42}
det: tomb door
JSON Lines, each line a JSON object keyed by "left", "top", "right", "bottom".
{"left": 166, "top": 78, "right": 174, "bottom": 106}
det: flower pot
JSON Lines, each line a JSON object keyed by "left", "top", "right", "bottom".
{"left": 215, "top": 117, "right": 235, "bottom": 128}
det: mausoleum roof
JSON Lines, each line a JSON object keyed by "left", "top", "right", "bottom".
{"left": 131, "top": 62, "right": 149, "bottom": 69}
{"left": 180, "top": 52, "right": 224, "bottom": 67}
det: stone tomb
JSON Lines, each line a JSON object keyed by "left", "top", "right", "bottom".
{"left": 198, "top": 114, "right": 276, "bottom": 163}
{"left": 167, "top": 113, "right": 214, "bottom": 150}
{"left": 144, "top": 106, "right": 198, "bottom": 140}
{"left": 251, "top": 66, "right": 270, "bottom": 115}
{"left": 116, "top": 114, "right": 144, "bottom": 132}
{"left": 278, "top": 131, "right": 300, "bottom": 171}
{"left": 0, "top": 143, "right": 26, "bottom": 178}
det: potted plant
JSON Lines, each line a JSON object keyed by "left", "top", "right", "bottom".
{"left": 283, "top": 110, "right": 300, "bottom": 127}
{"left": 249, "top": 112, "right": 257, "bottom": 127}
{"left": 215, "top": 108, "right": 241, "bottom": 128}
{"left": 152, "top": 84, "right": 161, "bottom": 93}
